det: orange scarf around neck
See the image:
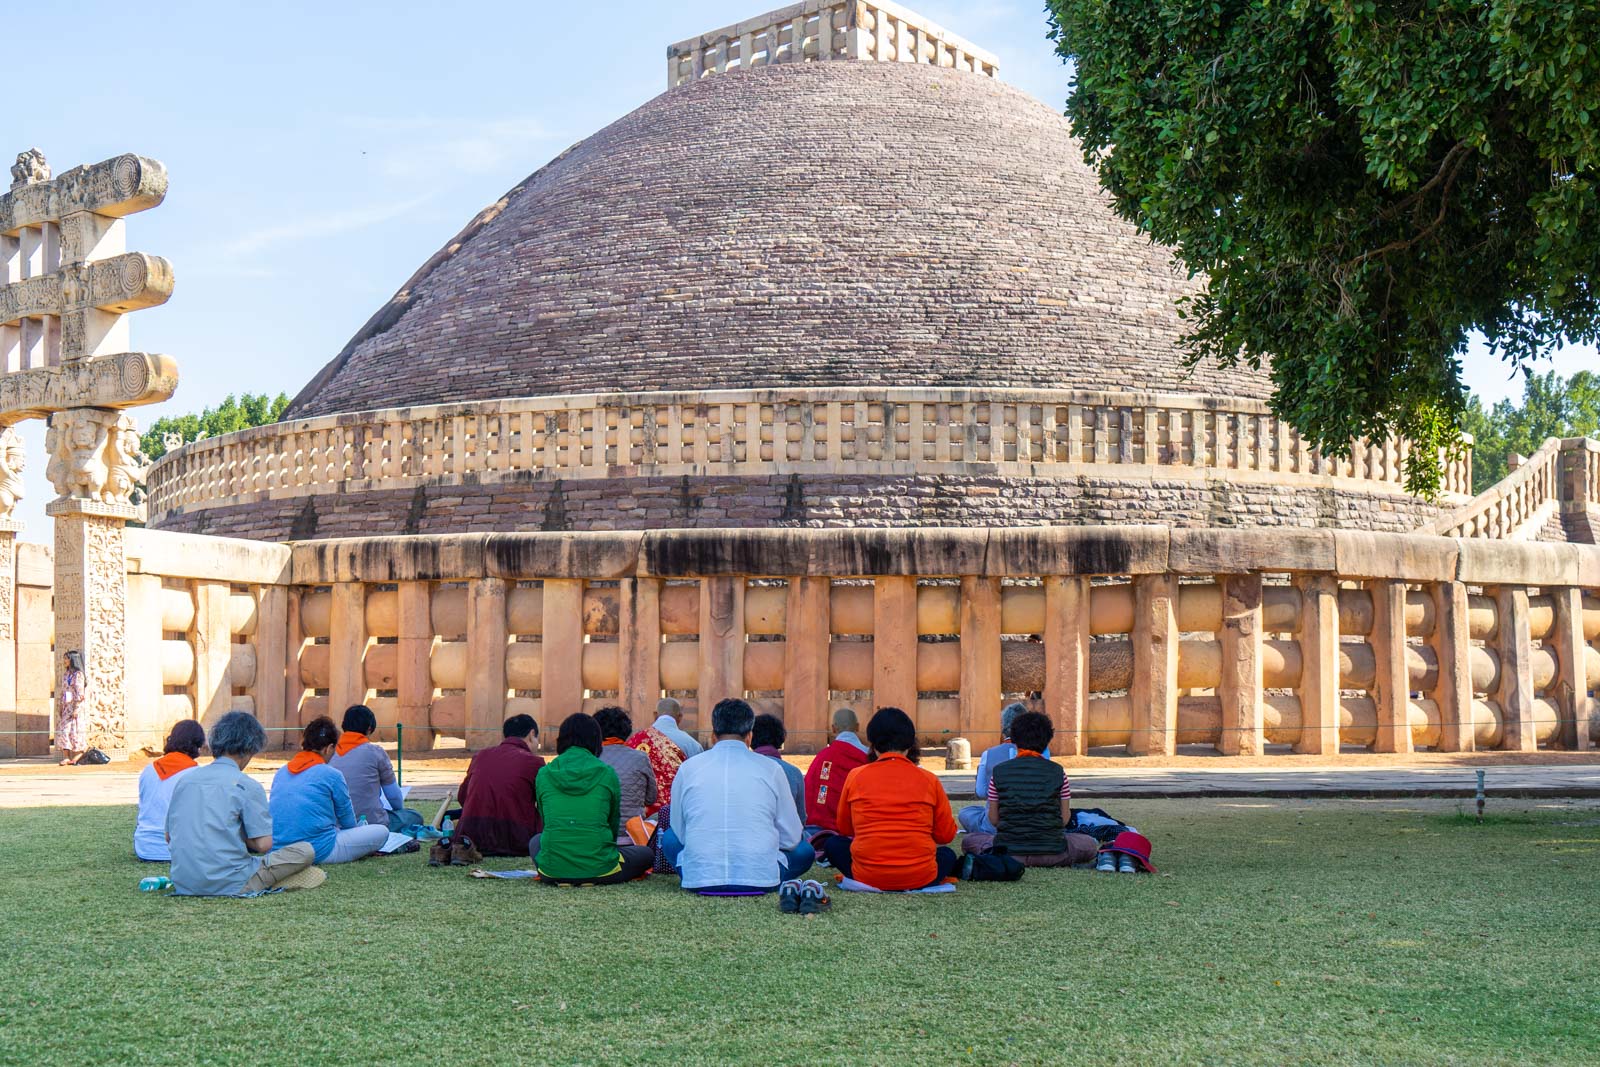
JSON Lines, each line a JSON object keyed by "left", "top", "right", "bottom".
{"left": 602, "top": 738, "right": 628, "bottom": 747}
{"left": 1017, "top": 749, "right": 1044, "bottom": 759}
{"left": 150, "top": 752, "right": 197, "bottom": 781}
{"left": 286, "top": 751, "right": 325, "bottom": 775}
{"left": 334, "top": 732, "right": 368, "bottom": 757}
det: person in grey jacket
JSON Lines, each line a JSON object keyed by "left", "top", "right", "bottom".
{"left": 593, "top": 705, "right": 658, "bottom": 843}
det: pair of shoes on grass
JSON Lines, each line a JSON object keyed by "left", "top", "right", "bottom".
{"left": 428, "top": 835, "right": 483, "bottom": 867}
{"left": 1094, "top": 851, "right": 1137, "bottom": 874}
{"left": 778, "top": 879, "right": 831, "bottom": 915}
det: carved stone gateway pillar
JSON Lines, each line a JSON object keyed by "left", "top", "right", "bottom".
{"left": 2, "top": 149, "right": 179, "bottom": 757}
{"left": 47, "top": 497, "right": 137, "bottom": 751}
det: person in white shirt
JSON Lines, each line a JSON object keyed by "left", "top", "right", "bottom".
{"left": 650, "top": 697, "right": 703, "bottom": 758}
{"left": 658, "top": 698, "right": 813, "bottom": 893}
{"left": 134, "top": 720, "right": 207, "bottom": 861}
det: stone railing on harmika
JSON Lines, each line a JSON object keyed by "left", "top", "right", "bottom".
{"left": 102, "top": 525, "right": 1600, "bottom": 759}
{"left": 142, "top": 388, "right": 1475, "bottom": 525}
{"left": 666, "top": 0, "right": 999, "bottom": 89}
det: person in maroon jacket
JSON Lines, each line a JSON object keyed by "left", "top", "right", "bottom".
{"left": 456, "top": 714, "right": 545, "bottom": 856}
{"left": 802, "top": 707, "right": 871, "bottom": 847}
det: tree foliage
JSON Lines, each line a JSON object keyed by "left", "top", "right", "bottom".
{"left": 140, "top": 393, "right": 290, "bottom": 461}
{"left": 1464, "top": 369, "right": 1600, "bottom": 492}
{"left": 1047, "top": 0, "right": 1600, "bottom": 496}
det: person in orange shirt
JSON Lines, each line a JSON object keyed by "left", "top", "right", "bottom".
{"left": 824, "top": 706, "right": 961, "bottom": 890}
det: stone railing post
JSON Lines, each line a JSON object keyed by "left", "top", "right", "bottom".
{"left": 1371, "top": 580, "right": 1413, "bottom": 754}
{"left": 468, "top": 577, "right": 511, "bottom": 747}
{"left": 697, "top": 576, "right": 746, "bottom": 734}
{"left": 1044, "top": 576, "right": 1089, "bottom": 756}
{"left": 619, "top": 577, "right": 663, "bottom": 719}
{"left": 1129, "top": 574, "right": 1178, "bottom": 756}
{"left": 327, "top": 581, "right": 370, "bottom": 730}
{"left": 122, "top": 571, "right": 164, "bottom": 751}
{"left": 1293, "top": 575, "right": 1340, "bottom": 755}
{"left": 958, "top": 577, "right": 1001, "bottom": 746}
{"left": 396, "top": 581, "right": 434, "bottom": 752}
{"left": 1429, "top": 581, "right": 1474, "bottom": 752}
{"left": 253, "top": 585, "right": 290, "bottom": 742}
{"left": 1491, "top": 586, "right": 1537, "bottom": 752}
{"left": 782, "top": 576, "right": 830, "bottom": 752}
{"left": 191, "top": 579, "right": 235, "bottom": 727}
{"left": 1218, "top": 573, "right": 1264, "bottom": 755}
{"left": 873, "top": 576, "right": 918, "bottom": 719}
{"left": 1551, "top": 588, "right": 1594, "bottom": 751}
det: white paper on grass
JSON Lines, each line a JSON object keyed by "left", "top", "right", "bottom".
{"left": 377, "top": 832, "right": 413, "bottom": 855}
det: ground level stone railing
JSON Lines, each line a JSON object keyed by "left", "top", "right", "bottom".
{"left": 144, "top": 389, "right": 1473, "bottom": 525}
{"left": 96, "top": 525, "right": 1595, "bottom": 759}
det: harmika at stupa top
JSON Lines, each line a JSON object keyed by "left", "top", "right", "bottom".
{"left": 146, "top": 0, "right": 1470, "bottom": 540}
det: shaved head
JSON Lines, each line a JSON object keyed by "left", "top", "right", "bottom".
{"left": 831, "top": 707, "right": 859, "bottom": 733}
{"left": 656, "top": 697, "right": 682, "bottom": 721}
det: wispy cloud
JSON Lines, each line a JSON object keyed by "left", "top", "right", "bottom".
{"left": 336, "top": 115, "right": 560, "bottom": 181}
{"left": 224, "top": 195, "right": 432, "bottom": 256}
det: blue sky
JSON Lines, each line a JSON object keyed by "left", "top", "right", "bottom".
{"left": 7, "top": 0, "right": 1592, "bottom": 535}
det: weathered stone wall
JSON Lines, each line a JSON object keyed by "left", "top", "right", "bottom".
{"left": 153, "top": 471, "right": 1442, "bottom": 541}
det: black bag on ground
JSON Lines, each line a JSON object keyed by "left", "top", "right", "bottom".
{"left": 75, "top": 748, "right": 111, "bottom": 765}
{"left": 963, "top": 853, "right": 1025, "bottom": 882}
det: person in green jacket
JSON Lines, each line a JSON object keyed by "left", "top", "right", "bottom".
{"left": 530, "top": 714, "right": 655, "bottom": 885}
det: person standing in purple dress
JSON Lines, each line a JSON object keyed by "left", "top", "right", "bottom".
{"left": 56, "top": 651, "right": 87, "bottom": 766}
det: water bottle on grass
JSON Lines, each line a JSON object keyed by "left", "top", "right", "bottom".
{"left": 139, "top": 876, "right": 171, "bottom": 892}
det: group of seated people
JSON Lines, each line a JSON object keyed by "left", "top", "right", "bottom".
{"left": 143, "top": 705, "right": 425, "bottom": 894}
{"left": 146, "top": 691, "right": 1149, "bottom": 897}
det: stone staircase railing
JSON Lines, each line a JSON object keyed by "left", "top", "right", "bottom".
{"left": 1427, "top": 437, "right": 1599, "bottom": 542}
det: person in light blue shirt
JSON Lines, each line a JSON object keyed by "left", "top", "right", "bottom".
{"left": 658, "top": 698, "right": 813, "bottom": 893}
{"left": 957, "top": 703, "right": 1051, "bottom": 834}
{"left": 270, "top": 717, "right": 389, "bottom": 864}
{"left": 650, "top": 697, "right": 703, "bottom": 759}
{"left": 166, "top": 711, "right": 321, "bottom": 896}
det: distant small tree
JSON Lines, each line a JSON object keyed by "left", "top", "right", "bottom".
{"left": 1463, "top": 370, "right": 1600, "bottom": 492}
{"left": 141, "top": 393, "right": 290, "bottom": 461}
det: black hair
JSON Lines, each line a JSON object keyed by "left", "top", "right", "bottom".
{"left": 1008, "top": 710, "right": 1055, "bottom": 754}
{"left": 502, "top": 714, "right": 538, "bottom": 739}
{"left": 302, "top": 715, "right": 340, "bottom": 752}
{"left": 710, "top": 698, "right": 755, "bottom": 738}
{"left": 592, "top": 705, "right": 632, "bottom": 741}
{"left": 556, "top": 712, "right": 602, "bottom": 756}
{"left": 751, "top": 713, "right": 787, "bottom": 751}
{"left": 341, "top": 704, "right": 377, "bottom": 736}
{"left": 163, "top": 719, "right": 207, "bottom": 758}
{"left": 866, "top": 706, "right": 919, "bottom": 761}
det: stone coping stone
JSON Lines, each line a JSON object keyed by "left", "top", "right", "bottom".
{"left": 276, "top": 526, "right": 1600, "bottom": 585}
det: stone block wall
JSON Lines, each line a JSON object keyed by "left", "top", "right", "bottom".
{"left": 152, "top": 471, "right": 1444, "bottom": 542}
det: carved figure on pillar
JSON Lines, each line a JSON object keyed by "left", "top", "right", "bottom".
{"left": 104, "top": 414, "right": 147, "bottom": 505}
{"left": 0, "top": 427, "right": 24, "bottom": 520}
{"left": 10, "top": 148, "right": 49, "bottom": 189}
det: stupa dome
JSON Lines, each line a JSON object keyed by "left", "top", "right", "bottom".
{"left": 148, "top": 4, "right": 1463, "bottom": 540}
{"left": 287, "top": 60, "right": 1266, "bottom": 419}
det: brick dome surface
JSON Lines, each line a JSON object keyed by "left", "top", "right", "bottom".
{"left": 287, "top": 61, "right": 1270, "bottom": 418}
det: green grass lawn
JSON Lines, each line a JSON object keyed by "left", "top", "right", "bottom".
{"left": 2, "top": 797, "right": 1597, "bottom": 1066}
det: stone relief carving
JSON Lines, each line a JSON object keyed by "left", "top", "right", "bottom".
{"left": 0, "top": 427, "right": 24, "bottom": 520}
{"left": 161, "top": 431, "right": 184, "bottom": 453}
{"left": 10, "top": 148, "right": 49, "bottom": 188}
{"left": 0, "top": 152, "right": 166, "bottom": 234}
{"left": 44, "top": 408, "right": 146, "bottom": 504}
{"left": 0, "top": 353, "right": 178, "bottom": 423}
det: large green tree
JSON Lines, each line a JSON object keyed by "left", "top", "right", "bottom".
{"left": 140, "top": 392, "right": 290, "bottom": 461}
{"left": 1464, "top": 368, "right": 1600, "bottom": 491}
{"left": 1047, "top": 0, "right": 1600, "bottom": 495}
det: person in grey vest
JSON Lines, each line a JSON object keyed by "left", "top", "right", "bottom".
{"left": 958, "top": 711, "right": 1096, "bottom": 868}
